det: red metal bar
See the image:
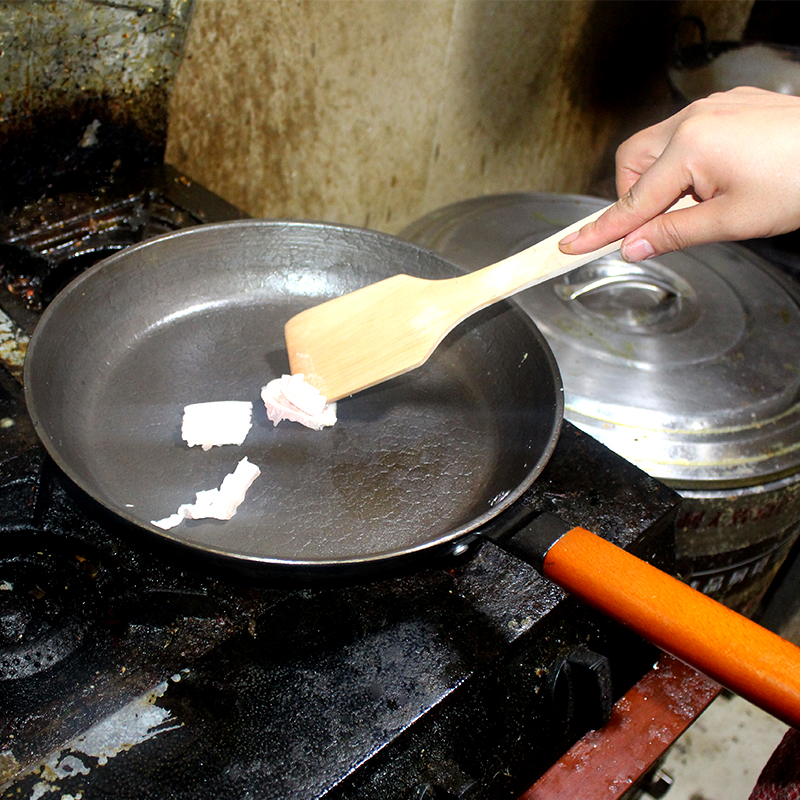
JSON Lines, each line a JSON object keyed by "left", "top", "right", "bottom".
{"left": 520, "top": 654, "right": 721, "bottom": 800}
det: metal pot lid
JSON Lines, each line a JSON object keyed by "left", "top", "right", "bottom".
{"left": 400, "top": 193, "right": 800, "bottom": 488}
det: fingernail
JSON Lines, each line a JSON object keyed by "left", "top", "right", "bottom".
{"left": 558, "top": 231, "right": 580, "bottom": 255}
{"left": 621, "top": 238, "right": 655, "bottom": 262}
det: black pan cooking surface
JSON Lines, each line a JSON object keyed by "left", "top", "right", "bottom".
{"left": 25, "top": 221, "right": 561, "bottom": 574}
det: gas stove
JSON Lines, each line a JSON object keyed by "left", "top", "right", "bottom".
{"left": 0, "top": 166, "right": 679, "bottom": 799}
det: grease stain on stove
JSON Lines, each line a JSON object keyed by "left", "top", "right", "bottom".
{"left": 16, "top": 674, "right": 185, "bottom": 798}
{"left": 0, "top": 309, "right": 29, "bottom": 384}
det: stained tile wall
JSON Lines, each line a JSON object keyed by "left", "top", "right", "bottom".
{"left": 166, "top": 0, "right": 753, "bottom": 234}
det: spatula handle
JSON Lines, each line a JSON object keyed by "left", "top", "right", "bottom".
{"left": 459, "top": 195, "right": 697, "bottom": 305}
{"left": 544, "top": 526, "right": 800, "bottom": 729}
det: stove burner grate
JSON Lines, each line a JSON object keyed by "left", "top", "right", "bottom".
{"left": 0, "top": 613, "right": 86, "bottom": 681}
{"left": 0, "top": 543, "right": 100, "bottom": 681}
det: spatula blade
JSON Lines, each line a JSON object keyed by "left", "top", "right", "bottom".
{"left": 285, "top": 273, "right": 458, "bottom": 401}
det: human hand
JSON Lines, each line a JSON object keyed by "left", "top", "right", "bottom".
{"left": 559, "top": 87, "right": 800, "bottom": 261}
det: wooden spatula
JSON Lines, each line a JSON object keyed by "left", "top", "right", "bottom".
{"left": 285, "top": 196, "right": 696, "bottom": 400}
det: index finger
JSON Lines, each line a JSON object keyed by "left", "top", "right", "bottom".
{"left": 560, "top": 146, "right": 697, "bottom": 254}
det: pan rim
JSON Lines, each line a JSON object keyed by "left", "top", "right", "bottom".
{"left": 24, "top": 218, "right": 564, "bottom": 572}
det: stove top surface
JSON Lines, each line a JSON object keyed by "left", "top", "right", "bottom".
{"left": 0, "top": 168, "right": 679, "bottom": 799}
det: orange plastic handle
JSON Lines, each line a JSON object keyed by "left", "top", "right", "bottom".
{"left": 543, "top": 526, "right": 800, "bottom": 729}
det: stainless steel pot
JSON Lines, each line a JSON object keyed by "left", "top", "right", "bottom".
{"left": 401, "top": 193, "right": 800, "bottom": 612}
{"left": 668, "top": 17, "right": 800, "bottom": 102}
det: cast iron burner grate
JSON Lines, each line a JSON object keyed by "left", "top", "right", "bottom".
{"left": 0, "top": 165, "right": 679, "bottom": 800}
{"left": 0, "top": 166, "right": 246, "bottom": 327}
{"left": 0, "top": 541, "right": 97, "bottom": 681}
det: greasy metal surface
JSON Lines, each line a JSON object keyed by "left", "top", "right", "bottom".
{"left": 0, "top": 450, "right": 287, "bottom": 790}
{"left": 0, "top": 1, "right": 194, "bottom": 116}
{"left": 24, "top": 221, "right": 562, "bottom": 573}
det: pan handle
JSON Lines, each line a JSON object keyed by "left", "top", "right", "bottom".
{"left": 504, "top": 514, "right": 800, "bottom": 729}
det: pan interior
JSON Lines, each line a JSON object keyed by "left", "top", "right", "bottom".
{"left": 25, "top": 221, "right": 560, "bottom": 567}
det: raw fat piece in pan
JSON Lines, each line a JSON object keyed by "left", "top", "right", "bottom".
{"left": 151, "top": 457, "right": 261, "bottom": 529}
{"left": 261, "top": 374, "right": 337, "bottom": 430}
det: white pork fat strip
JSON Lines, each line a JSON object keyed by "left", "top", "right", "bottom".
{"left": 261, "top": 374, "right": 337, "bottom": 430}
{"left": 181, "top": 400, "right": 253, "bottom": 450}
{"left": 151, "top": 457, "right": 261, "bottom": 530}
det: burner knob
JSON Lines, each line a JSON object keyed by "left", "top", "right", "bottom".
{"left": 548, "top": 646, "right": 614, "bottom": 734}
